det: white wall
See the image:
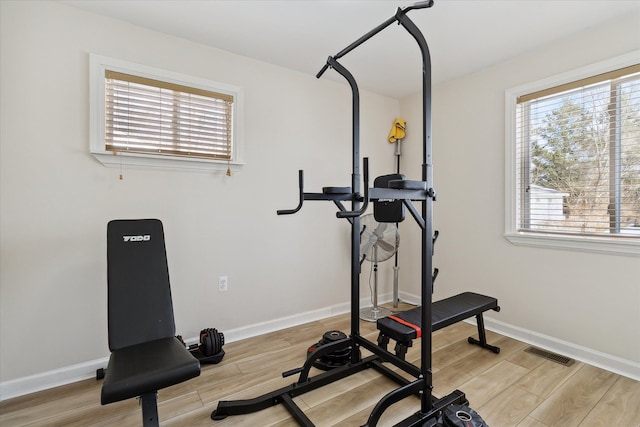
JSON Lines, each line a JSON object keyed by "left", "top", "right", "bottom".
{"left": 0, "top": 0, "right": 400, "bottom": 388}
{"left": 2, "top": 0, "right": 639, "bottom": 398}
{"left": 398, "top": 11, "right": 640, "bottom": 367}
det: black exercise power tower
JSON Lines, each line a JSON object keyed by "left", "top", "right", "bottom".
{"left": 211, "top": 2, "right": 471, "bottom": 425}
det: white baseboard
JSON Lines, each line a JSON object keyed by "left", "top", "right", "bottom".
{"left": 0, "top": 357, "right": 109, "bottom": 402}
{"left": 479, "top": 316, "right": 640, "bottom": 381}
{"left": 206, "top": 301, "right": 352, "bottom": 345}
{"left": 2, "top": 293, "right": 637, "bottom": 401}
{"left": 0, "top": 300, "right": 354, "bottom": 402}
{"left": 401, "top": 290, "right": 639, "bottom": 381}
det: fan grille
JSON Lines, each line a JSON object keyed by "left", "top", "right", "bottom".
{"left": 360, "top": 214, "right": 399, "bottom": 262}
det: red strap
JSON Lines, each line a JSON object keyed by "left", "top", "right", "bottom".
{"left": 387, "top": 315, "right": 422, "bottom": 339}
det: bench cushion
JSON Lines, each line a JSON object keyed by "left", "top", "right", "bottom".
{"left": 377, "top": 292, "right": 499, "bottom": 343}
{"left": 101, "top": 337, "right": 200, "bottom": 405}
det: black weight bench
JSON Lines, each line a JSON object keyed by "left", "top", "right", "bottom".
{"left": 101, "top": 219, "right": 201, "bottom": 427}
{"left": 376, "top": 292, "right": 501, "bottom": 360}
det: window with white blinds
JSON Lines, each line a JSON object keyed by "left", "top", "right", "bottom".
{"left": 105, "top": 71, "right": 233, "bottom": 161}
{"left": 90, "top": 54, "right": 243, "bottom": 173}
{"left": 505, "top": 53, "right": 640, "bottom": 256}
{"left": 516, "top": 65, "right": 640, "bottom": 237}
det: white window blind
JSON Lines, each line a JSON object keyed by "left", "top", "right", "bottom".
{"left": 515, "top": 64, "right": 640, "bottom": 238}
{"left": 105, "top": 70, "right": 234, "bottom": 161}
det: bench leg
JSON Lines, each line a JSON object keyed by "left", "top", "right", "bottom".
{"left": 467, "top": 314, "right": 500, "bottom": 354}
{"left": 393, "top": 340, "right": 412, "bottom": 360}
{"left": 377, "top": 333, "right": 390, "bottom": 352}
{"left": 140, "top": 392, "right": 159, "bottom": 427}
{"left": 377, "top": 333, "right": 412, "bottom": 360}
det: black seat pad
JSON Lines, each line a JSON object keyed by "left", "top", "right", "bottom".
{"left": 377, "top": 292, "right": 498, "bottom": 341}
{"left": 101, "top": 337, "right": 200, "bottom": 405}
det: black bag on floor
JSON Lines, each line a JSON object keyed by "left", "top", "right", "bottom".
{"left": 441, "top": 405, "right": 488, "bottom": 427}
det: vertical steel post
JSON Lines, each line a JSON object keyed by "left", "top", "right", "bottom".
{"left": 397, "top": 10, "right": 434, "bottom": 414}
{"left": 326, "top": 58, "right": 363, "bottom": 351}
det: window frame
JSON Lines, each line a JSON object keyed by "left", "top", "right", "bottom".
{"left": 90, "top": 54, "right": 244, "bottom": 173}
{"left": 505, "top": 50, "right": 640, "bottom": 257}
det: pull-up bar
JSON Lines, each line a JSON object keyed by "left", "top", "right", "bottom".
{"left": 316, "top": 0, "right": 434, "bottom": 78}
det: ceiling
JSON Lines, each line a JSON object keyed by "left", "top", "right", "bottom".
{"left": 61, "top": 0, "right": 640, "bottom": 99}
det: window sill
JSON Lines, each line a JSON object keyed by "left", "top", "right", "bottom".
{"left": 505, "top": 232, "right": 640, "bottom": 257}
{"left": 91, "top": 151, "right": 244, "bottom": 174}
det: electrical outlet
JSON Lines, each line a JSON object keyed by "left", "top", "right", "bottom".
{"left": 218, "top": 276, "right": 228, "bottom": 292}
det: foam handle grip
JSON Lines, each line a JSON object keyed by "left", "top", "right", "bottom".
{"left": 277, "top": 170, "right": 304, "bottom": 215}
{"left": 410, "top": 0, "right": 434, "bottom": 9}
{"left": 316, "top": 62, "right": 330, "bottom": 79}
{"left": 282, "top": 367, "right": 303, "bottom": 378}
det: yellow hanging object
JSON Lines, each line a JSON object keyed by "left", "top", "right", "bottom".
{"left": 388, "top": 118, "right": 406, "bottom": 143}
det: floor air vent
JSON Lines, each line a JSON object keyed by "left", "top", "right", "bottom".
{"left": 524, "top": 346, "right": 575, "bottom": 366}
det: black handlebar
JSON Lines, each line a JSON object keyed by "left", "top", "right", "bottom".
{"left": 277, "top": 159, "right": 370, "bottom": 219}
{"left": 316, "top": 0, "right": 434, "bottom": 78}
{"left": 405, "top": 0, "right": 434, "bottom": 12}
{"left": 277, "top": 170, "right": 304, "bottom": 215}
{"left": 316, "top": 62, "right": 330, "bottom": 79}
{"left": 336, "top": 158, "right": 369, "bottom": 218}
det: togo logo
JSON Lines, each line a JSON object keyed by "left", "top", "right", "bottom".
{"left": 122, "top": 235, "right": 151, "bottom": 242}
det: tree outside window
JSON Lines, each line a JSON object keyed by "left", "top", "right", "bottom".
{"left": 517, "top": 69, "right": 640, "bottom": 237}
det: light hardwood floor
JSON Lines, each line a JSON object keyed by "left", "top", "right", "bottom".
{"left": 1, "top": 307, "right": 639, "bottom": 427}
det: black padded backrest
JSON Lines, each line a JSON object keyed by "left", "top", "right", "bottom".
{"left": 373, "top": 174, "right": 405, "bottom": 223}
{"left": 107, "top": 219, "right": 176, "bottom": 351}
